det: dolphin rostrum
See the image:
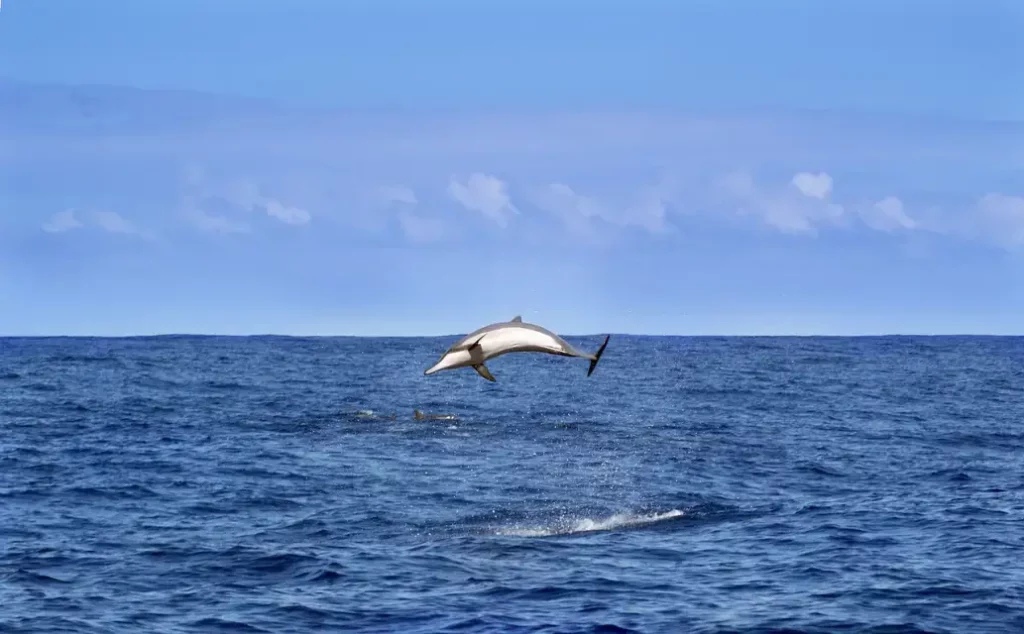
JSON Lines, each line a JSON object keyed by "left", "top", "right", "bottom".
{"left": 423, "top": 315, "right": 611, "bottom": 382}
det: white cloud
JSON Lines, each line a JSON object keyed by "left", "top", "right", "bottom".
{"left": 530, "top": 178, "right": 676, "bottom": 241}
{"left": 716, "top": 170, "right": 844, "bottom": 235}
{"left": 397, "top": 211, "right": 445, "bottom": 243}
{"left": 182, "top": 197, "right": 250, "bottom": 234}
{"left": 183, "top": 170, "right": 312, "bottom": 230}
{"left": 218, "top": 180, "right": 311, "bottom": 226}
{"left": 763, "top": 200, "right": 832, "bottom": 234}
{"left": 42, "top": 209, "right": 83, "bottom": 233}
{"left": 42, "top": 208, "right": 152, "bottom": 238}
{"left": 447, "top": 173, "right": 519, "bottom": 228}
{"left": 264, "top": 199, "right": 311, "bottom": 225}
{"left": 791, "top": 172, "right": 833, "bottom": 200}
{"left": 859, "top": 196, "right": 917, "bottom": 232}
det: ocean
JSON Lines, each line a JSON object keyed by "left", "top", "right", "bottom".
{"left": 1, "top": 334, "right": 1022, "bottom": 633}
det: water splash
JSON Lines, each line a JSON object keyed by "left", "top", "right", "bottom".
{"left": 494, "top": 509, "right": 686, "bottom": 537}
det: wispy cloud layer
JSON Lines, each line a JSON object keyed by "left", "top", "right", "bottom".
{"left": 10, "top": 82, "right": 1022, "bottom": 254}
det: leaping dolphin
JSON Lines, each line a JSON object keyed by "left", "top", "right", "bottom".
{"left": 423, "top": 315, "right": 611, "bottom": 382}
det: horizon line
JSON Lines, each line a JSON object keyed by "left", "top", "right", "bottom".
{"left": 1, "top": 332, "right": 1022, "bottom": 340}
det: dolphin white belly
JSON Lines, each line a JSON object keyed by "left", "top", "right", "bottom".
{"left": 475, "top": 326, "right": 565, "bottom": 357}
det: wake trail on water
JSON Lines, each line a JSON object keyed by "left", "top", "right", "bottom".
{"left": 492, "top": 508, "right": 686, "bottom": 537}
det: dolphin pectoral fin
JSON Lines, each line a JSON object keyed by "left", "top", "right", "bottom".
{"left": 587, "top": 335, "right": 611, "bottom": 377}
{"left": 473, "top": 364, "right": 497, "bottom": 382}
{"left": 511, "top": 315, "right": 522, "bottom": 323}
{"left": 467, "top": 333, "right": 486, "bottom": 351}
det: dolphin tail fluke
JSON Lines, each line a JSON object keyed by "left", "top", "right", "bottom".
{"left": 587, "top": 335, "right": 611, "bottom": 377}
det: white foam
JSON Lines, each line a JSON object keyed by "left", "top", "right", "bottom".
{"left": 494, "top": 509, "right": 685, "bottom": 537}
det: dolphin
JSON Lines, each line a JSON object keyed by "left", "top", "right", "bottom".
{"left": 423, "top": 315, "right": 611, "bottom": 382}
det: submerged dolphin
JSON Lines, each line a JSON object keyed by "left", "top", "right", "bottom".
{"left": 423, "top": 315, "right": 610, "bottom": 382}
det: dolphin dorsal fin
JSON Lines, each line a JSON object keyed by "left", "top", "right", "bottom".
{"left": 511, "top": 315, "right": 522, "bottom": 323}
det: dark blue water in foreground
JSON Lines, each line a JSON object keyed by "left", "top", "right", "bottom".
{"left": 2, "top": 335, "right": 1023, "bottom": 633}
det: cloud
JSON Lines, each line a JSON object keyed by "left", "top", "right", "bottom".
{"left": 716, "top": 170, "right": 923, "bottom": 237}
{"left": 530, "top": 177, "right": 677, "bottom": 242}
{"left": 263, "top": 199, "right": 310, "bottom": 225}
{"left": 859, "top": 196, "right": 917, "bottom": 232}
{"left": 11, "top": 81, "right": 1023, "bottom": 252}
{"left": 182, "top": 197, "right": 250, "bottom": 234}
{"left": 219, "top": 180, "right": 311, "bottom": 226}
{"left": 41, "top": 209, "right": 83, "bottom": 233}
{"left": 791, "top": 172, "right": 833, "bottom": 200}
{"left": 41, "top": 208, "right": 150, "bottom": 237}
{"left": 716, "top": 170, "right": 844, "bottom": 235}
{"left": 182, "top": 167, "right": 312, "bottom": 230}
{"left": 447, "top": 173, "right": 519, "bottom": 228}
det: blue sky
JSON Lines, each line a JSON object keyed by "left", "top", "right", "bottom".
{"left": 1, "top": 0, "right": 1022, "bottom": 335}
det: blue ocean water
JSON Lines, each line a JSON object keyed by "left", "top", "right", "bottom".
{"left": 1, "top": 334, "right": 1023, "bottom": 633}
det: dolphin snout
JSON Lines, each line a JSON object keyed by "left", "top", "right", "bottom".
{"left": 424, "top": 358, "right": 447, "bottom": 375}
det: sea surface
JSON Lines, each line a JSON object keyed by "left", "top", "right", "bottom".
{"left": 1, "top": 335, "right": 1023, "bottom": 633}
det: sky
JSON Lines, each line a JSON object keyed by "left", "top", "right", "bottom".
{"left": 1, "top": 0, "right": 1023, "bottom": 336}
